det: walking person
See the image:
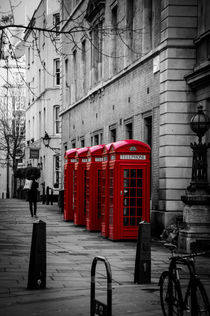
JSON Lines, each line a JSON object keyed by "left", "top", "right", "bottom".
{"left": 28, "top": 176, "right": 39, "bottom": 218}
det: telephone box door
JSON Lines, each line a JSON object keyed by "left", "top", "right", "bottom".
{"left": 118, "top": 165, "right": 149, "bottom": 239}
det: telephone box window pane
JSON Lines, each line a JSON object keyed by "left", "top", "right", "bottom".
{"left": 137, "top": 217, "right": 142, "bottom": 224}
{"left": 123, "top": 217, "right": 129, "bottom": 226}
{"left": 124, "top": 169, "right": 129, "bottom": 177}
{"left": 123, "top": 208, "right": 129, "bottom": 216}
{"left": 137, "top": 178, "right": 143, "bottom": 187}
{"left": 137, "top": 198, "right": 142, "bottom": 207}
{"left": 124, "top": 179, "right": 129, "bottom": 187}
{"left": 130, "top": 178, "right": 136, "bottom": 187}
{"left": 124, "top": 189, "right": 129, "bottom": 197}
{"left": 130, "top": 208, "right": 135, "bottom": 216}
{"left": 130, "top": 169, "right": 136, "bottom": 178}
{"left": 130, "top": 198, "right": 136, "bottom": 206}
{"left": 124, "top": 198, "right": 129, "bottom": 206}
{"left": 130, "top": 188, "right": 136, "bottom": 197}
{"left": 137, "top": 208, "right": 142, "bottom": 216}
{"left": 130, "top": 217, "right": 135, "bottom": 226}
{"left": 137, "top": 189, "right": 142, "bottom": 197}
{"left": 137, "top": 169, "right": 143, "bottom": 178}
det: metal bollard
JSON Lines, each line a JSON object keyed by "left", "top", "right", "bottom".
{"left": 134, "top": 221, "right": 151, "bottom": 284}
{"left": 27, "top": 220, "right": 46, "bottom": 290}
{"left": 91, "top": 256, "right": 112, "bottom": 316}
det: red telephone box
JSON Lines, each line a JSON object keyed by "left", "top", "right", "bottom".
{"left": 108, "top": 140, "right": 151, "bottom": 240}
{"left": 85, "top": 144, "right": 105, "bottom": 231}
{"left": 74, "top": 147, "right": 89, "bottom": 226}
{"left": 101, "top": 143, "right": 112, "bottom": 238}
{"left": 64, "top": 148, "right": 78, "bottom": 221}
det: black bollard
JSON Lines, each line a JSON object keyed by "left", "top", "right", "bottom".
{"left": 27, "top": 220, "right": 46, "bottom": 290}
{"left": 134, "top": 221, "right": 151, "bottom": 284}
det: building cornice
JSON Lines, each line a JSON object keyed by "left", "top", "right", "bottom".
{"left": 185, "top": 61, "right": 210, "bottom": 90}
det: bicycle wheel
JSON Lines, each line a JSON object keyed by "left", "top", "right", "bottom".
{"left": 159, "top": 271, "right": 183, "bottom": 316}
{"left": 191, "top": 279, "right": 210, "bottom": 316}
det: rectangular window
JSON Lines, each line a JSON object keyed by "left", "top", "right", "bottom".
{"left": 72, "top": 140, "right": 76, "bottom": 148}
{"left": 64, "top": 58, "right": 70, "bottom": 105}
{"left": 82, "top": 39, "right": 86, "bottom": 93}
{"left": 91, "top": 22, "right": 103, "bottom": 84}
{"left": 125, "top": 120, "right": 133, "bottom": 139}
{"left": 73, "top": 50, "right": 77, "bottom": 99}
{"left": 39, "top": 69, "right": 41, "bottom": 93}
{"left": 32, "top": 40, "right": 34, "bottom": 63}
{"left": 80, "top": 137, "right": 85, "bottom": 147}
{"left": 39, "top": 111, "right": 41, "bottom": 138}
{"left": 91, "top": 130, "right": 103, "bottom": 145}
{"left": 111, "top": 4, "right": 118, "bottom": 74}
{"left": 127, "top": 0, "right": 134, "bottom": 46}
{"left": 54, "top": 105, "right": 60, "bottom": 134}
{"left": 53, "top": 13, "right": 60, "bottom": 36}
{"left": 54, "top": 59, "right": 60, "bottom": 85}
{"left": 110, "top": 126, "right": 117, "bottom": 142}
{"left": 144, "top": 116, "right": 152, "bottom": 147}
{"left": 27, "top": 47, "right": 30, "bottom": 68}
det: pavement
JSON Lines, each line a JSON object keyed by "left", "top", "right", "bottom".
{"left": 0, "top": 199, "right": 209, "bottom": 316}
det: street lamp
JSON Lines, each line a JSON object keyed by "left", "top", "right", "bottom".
{"left": 43, "top": 131, "right": 51, "bottom": 147}
{"left": 190, "top": 104, "right": 210, "bottom": 144}
{"left": 186, "top": 104, "right": 210, "bottom": 193}
{"left": 179, "top": 104, "right": 210, "bottom": 252}
{"left": 42, "top": 131, "right": 60, "bottom": 153}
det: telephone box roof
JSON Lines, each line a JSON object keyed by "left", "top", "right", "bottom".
{"left": 76, "top": 146, "right": 90, "bottom": 157}
{"left": 109, "top": 139, "right": 151, "bottom": 153}
{"left": 65, "top": 148, "right": 78, "bottom": 159}
{"left": 87, "top": 144, "right": 104, "bottom": 156}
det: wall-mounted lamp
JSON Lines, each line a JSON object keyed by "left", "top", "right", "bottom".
{"left": 42, "top": 131, "right": 60, "bottom": 154}
{"left": 43, "top": 131, "right": 51, "bottom": 147}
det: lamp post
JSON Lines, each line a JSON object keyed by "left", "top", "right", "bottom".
{"left": 183, "top": 104, "right": 210, "bottom": 195}
{"left": 179, "top": 104, "right": 210, "bottom": 253}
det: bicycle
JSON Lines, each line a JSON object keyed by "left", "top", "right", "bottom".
{"left": 159, "top": 243, "right": 210, "bottom": 316}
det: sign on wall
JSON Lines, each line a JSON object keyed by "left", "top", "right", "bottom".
{"left": 30, "top": 148, "right": 39, "bottom": 159}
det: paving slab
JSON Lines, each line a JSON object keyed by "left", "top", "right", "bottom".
{"left": 0, "top": 199, "right": 210, "bottom": 316}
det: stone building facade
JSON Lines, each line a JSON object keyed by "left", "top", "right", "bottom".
{"left": 60, "top": 0, "right": 210, "bottom": 234}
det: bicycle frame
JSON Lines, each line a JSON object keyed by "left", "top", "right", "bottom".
{"left": 167, "top": 254, "right": 201, "bottom": 314}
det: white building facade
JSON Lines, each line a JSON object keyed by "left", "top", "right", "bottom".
{"left": 0, "top": 28, "right": 26, "bottom": 199}
{"left": 24, "top": 0, "right": 61, "bottom": 195}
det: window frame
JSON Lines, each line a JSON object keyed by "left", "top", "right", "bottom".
{"left": 54, "top": 105, "right": 60, "bottom": 135}
{"left": 54, "top": 58, "right": 60, "bottom": 86}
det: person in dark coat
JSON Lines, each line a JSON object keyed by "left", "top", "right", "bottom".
{"left": 28, "top": 176, "right": 39, "bottom": 217}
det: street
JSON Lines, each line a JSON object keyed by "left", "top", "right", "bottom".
{"left": 0, "top": 199, "right": 209, "bottom": 316}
